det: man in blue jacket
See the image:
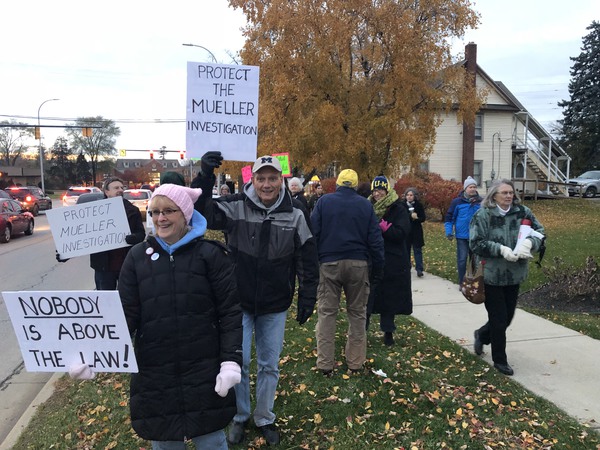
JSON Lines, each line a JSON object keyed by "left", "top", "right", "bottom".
{"left": 311, "top": 169, "right": 384, "bottom": 376}
{"left": 444, "top": 176, "right": 482, "bottom": 285}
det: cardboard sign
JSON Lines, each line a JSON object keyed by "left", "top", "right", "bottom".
{"left": 2, "top": 290, "right": 138, "bottom": 373}
{"left": 46, "top": 197, "right": 132, "bottom": 259}
{"left": 186, "top": 62, "right": 260, "bottom": 162}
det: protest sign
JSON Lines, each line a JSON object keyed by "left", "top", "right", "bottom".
{"left": 2, "top": 290, "right": 137, "bottom": 373}
{"left": 241, "top": 165, "right": 252, "bottom": 184}
{"left": 46, "top": 197, "right": 132, "bottom": 259}
{"left": 273, "top": 152, "right": 292, "bottom": 177}
{"left": 186, "top": 62, "right": 260, "bottom": 162}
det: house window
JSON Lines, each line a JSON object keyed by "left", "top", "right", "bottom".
{"left": 474, "top": 113, "right": 483, "bottom": 141}
{"left": 418, "top": 161, "right": 430, "bottom": 172}
{"left": 134, "top": 162, "right": 140, "bottom": 167}
{"left": 473, "top": 161, "right": 482, "bottom": 186}
{"left": 172, "top": 162, "right": 178, "bottom": 168}
{"left": 123, "top": 162, "right": 129, "bottom": 168}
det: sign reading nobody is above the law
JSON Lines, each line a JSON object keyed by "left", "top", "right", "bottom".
{"left": 186, "top": 61, "right": 260, "bottom": 162}
{"left": 46, "top": 197, "right": 132, "bottom": 259}
{"left": 2, "top": 290, "right": 137, "bottom": 373}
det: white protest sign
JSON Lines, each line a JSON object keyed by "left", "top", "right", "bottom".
{"left": 2, "top": 290, "right": 137, "bottom": 373}
{"left": 186, "top": 61, "right": 260, "bottom": 161}
{"left": 46, "top": 197, "right": 132, "bottom": 259}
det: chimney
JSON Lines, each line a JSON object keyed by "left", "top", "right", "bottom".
{"left": 462, "top": 42, "right": 477, "bottom": 182}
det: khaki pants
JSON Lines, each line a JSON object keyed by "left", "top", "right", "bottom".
{"left": 316, "top": 259, "right": 370, "bottom": 371}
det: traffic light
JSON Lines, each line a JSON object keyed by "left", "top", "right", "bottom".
{"left": 179, "top": 150, "right": 185, "bottom": 160}
{"left": 34, "top": 127, "right": 40, "bottom": 140}
{"left": 82, "top": 127, "right": 93, "bottom": 137}
{"left": 149, "top": 150, "right": 154, "bottom": 160}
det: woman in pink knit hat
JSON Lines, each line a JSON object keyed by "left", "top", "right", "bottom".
{"left": 117, "top": 184, "right": 242, "bottom": 449}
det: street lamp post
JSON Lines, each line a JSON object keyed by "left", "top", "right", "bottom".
{"left": 37, "top": 98, "right": 59, "bottom": 193}
{"left": 182, "top": 43, "right": 218, "bottom": 63}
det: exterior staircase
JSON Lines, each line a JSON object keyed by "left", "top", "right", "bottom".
{"left": 512, "top": 111, "right": 571, "bottom": 197}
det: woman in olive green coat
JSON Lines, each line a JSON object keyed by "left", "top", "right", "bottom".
{"left": 469, "top": 179, "right": 544, "bottom": 376}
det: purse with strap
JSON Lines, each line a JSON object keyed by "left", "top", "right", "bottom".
{"left": 460, "top": 254, "right": 486, "bottom": 304}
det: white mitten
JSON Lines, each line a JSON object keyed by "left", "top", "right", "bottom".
{"left": 69, "top": 363, "right": 95, "bottom": 380}
{"left": 516, "top": 239, "right": 533, "bottom": 259}
{"left": 500, "top": 245, "right": 519, "bottom": 262}
{"left": 215, "top": 361, "right": 241, "bottom": 397}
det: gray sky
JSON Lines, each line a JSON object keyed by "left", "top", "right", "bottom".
{"left": 1, "top": 0, "right": 598, "bottom": 158}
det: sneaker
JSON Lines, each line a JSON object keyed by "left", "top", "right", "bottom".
{"left": 383, "top": 332, "right": 394, "bottom": 346}
{"left": 417, "top": 271, "right": 424, "bottom": 277}
{"left": 227, "top": 420, "right": 247, "bottom": 445}
{"left": 494, "top": 363, "right": 514, "bottom": 376}
{"left": 321, "top": 369, "right": 333, "bottom": 377}
{"left": 473, "top": 330, "right": 483, "bottom": 355}
{"left": 258, "top": 423, "right": 280, "bottom": 445}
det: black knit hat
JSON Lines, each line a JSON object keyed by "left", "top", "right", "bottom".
{"left": 160, "top": 171, "right": 185, "bottom": 186}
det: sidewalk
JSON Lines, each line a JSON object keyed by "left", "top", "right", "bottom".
{"left": 1, "top": 272, "right": 598, "bottom": 449}
{"left": 411, "top": 271, "right": 600, "bottom": 431}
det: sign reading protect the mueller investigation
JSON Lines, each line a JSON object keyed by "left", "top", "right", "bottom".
{"left": 45, "top": 197, "right": 132, "bottom": 259}
{"left": 2, "top": 290, "right": 137, "bottom": 373}
{"left": 186, "top": 61, "right": 260, "bottom": 162}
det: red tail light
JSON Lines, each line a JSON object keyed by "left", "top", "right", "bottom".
{"left": 25, "top": 195, "right": 32, "bottom": 202}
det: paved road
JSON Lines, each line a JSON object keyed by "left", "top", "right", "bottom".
{"left": 0, "top": 200, "right": 95, "bottom": 443}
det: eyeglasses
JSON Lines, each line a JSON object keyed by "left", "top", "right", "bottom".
{"left": 148, "top": 208, "right": 180, "bottom": 217}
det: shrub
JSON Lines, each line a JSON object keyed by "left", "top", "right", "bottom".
{"left": 541, "top": 256, "right": 600, "bottom": 305}
{"left": 394, "top": 172, "right": 462, "bottom": 220}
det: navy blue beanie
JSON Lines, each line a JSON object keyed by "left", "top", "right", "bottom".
{"left": 371, "top": 175, "right": 389, "bottom": 192}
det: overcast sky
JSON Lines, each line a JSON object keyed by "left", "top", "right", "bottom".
{"left": 1, "top": 0, "right": 598, "bottom": 159}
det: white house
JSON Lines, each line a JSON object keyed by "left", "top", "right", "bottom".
{"left": 427, "top": 43, "right": 571, "bottom": 196}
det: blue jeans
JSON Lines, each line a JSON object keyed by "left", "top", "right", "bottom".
{"left": 94, "top": 271, "right": 119, "bottom": 290}
{"left": 409, "top": 244, "right": 424, "bottom": 273}
{"left": 151, "top": 430, "right": 227, "bottom": 449}
{"left": 456, "top": 239, "right": 470, "bottom": 285}
{"left": 234, "top": 311, "right": 287, "bottom": 427}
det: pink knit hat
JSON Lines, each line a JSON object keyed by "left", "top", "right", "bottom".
{"left": 151, "top": 184, "right": 202, "bottom": 224}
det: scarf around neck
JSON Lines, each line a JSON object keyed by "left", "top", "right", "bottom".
{"left": 372, "top": 190, "right": 398, "bottom": 219}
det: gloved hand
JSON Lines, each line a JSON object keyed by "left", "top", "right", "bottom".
{"left": 296, "top": 306, "right": 313, "bottom": 326}
{"left": 214, "top": 361, "right": 241, "bottom": 397}
{"left": 69, "top": 364, "right": 95, "bottom": 380}
{"left": 125, "top": 234, "right": 139, "bottom": 245}
{"left": 446, "top": 235, "right": 454, "bottom": 241}
{"left": 516, "top": 239, "right": 533, "bottom": 259}
{"left": 55, "top": 251, "right": 69, "bottom": 263}
{"left": 379, "top": 219, "right": 392, "bottom": 233}
{"left": 500, "top": 245, "right": 519, "bottom": 262}
{"left": 200, "top": 151, "right": 223, "bottom": 177}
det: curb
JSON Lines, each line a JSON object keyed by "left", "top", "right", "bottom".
{"left": 0, "top": 372, "right": 62, "bottom": 450}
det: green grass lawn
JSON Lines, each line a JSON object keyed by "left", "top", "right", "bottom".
{"left": 11, "top": 198, "right": 600, "bottom": 449}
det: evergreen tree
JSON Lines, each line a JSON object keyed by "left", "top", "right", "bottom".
{"left": 558, "top": 21, "right": 600, "bottom": 173}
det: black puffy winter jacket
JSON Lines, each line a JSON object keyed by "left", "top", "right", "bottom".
{"left": 118, "top": 235, "right": 242, "bottom": 442}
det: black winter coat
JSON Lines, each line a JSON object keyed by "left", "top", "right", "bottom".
{"left": 372, "top": 200, "right": 413, "bottom": 315}
{"left": 406, "top": 200, "right": 426, "bottom": 248}
{"left": 90, "top": 197, "right": 145, "bottom": 272}
{"left": 118, "top": 236, "right": 242, "bottom": 442}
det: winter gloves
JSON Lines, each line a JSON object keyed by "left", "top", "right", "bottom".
{"left": 125, "top": 234, "right": 141, "bottom": 245}
{"left": 379, "top": 219, "right": 392, "bottom": 233}
{"left": 500, "top": 245, "right": 519, "bottom": 262}
{"left": 515, "top": 239, "right": 534, "bottom": 259}
{"left": 200, "top": 151, "right": 224, "bottom": 177}
{"left": 296, "top": 297, "right": 316, "bottom": 325}
{"left": 446, "top": 235, "right": 454, "bottom": 241}
{"left": 69, "top": 364, "right": 95, "bottom": 380}
{"left": 215, "top": 361, "right": 241, "bottom": 397}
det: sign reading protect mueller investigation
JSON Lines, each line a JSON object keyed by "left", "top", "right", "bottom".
{"left": 186, "top": 61, "right": 260, "bottom": 162}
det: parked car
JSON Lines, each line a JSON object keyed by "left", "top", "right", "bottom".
{"left": 75, "top": 192, "right": 105, "bottom": 204}
{"left": 123, "top": 189, "right": 152, "bottom": 216}
{"left": 0, "top": 198, "right": 34, "bottom": 243}
{"left": 62, "top": 186, "right": 102, "bottom": 207}
{"left": 4, "top": 186, "right": 52, "bottom": 216}
{"left": 567, "top": 170, "right": 600, "bottom": 198}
